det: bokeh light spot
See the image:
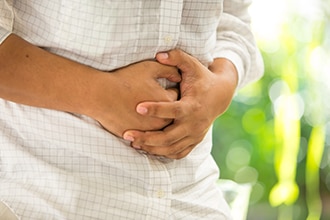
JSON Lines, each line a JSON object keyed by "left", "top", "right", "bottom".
{"left": 242, "top": 108, "right": 266, "bottom": 134}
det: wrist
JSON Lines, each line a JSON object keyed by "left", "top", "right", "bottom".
{"left": 79, "top": 71, "right": 115, "bottom": 119}
{"left": 208, "top": 58, "right": 238, "bottom": 117}
{"left": 209, "top": 58, "right": 238, "bottom": 88}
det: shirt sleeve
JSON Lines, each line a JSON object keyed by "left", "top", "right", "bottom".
{"left": 0, "top": 25, "right": 11, "bottom": 44}
{"left": 212, "top": 0, "right": 264, "bottom": 89}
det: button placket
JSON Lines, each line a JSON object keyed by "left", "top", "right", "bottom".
{"left": 144, "top": 156, "right": 172, "bottom": 219}
{"left": 158, "top": 1, "right": 183, "bottom": 49}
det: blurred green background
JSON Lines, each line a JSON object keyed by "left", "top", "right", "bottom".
{"left": 212, "top": 0, "right": 330, "bottom": 219}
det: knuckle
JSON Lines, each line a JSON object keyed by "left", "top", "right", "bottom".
{"left": 150, "top": 105, "right": 160, "bottom": 116}
{"left": 168, "top": 146, "right": 179, "bottom": 155}
{"left": 190, "top": 101, "right": 202, "bottom": 112}
{"left": 162, "top": 138, "right": 174, "bottom": 147}
{"left": 173, "top": 104, "right": 183, "bottom": 118}
{"left": 182, "top": 125, "right": 191, "bottom": 137}
{"left": 135, "top": 137, "right": 146, "bottom": 146}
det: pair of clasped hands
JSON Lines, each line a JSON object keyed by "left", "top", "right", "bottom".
{"left": 100, "top": 49, "right": 237, "bottom": 159}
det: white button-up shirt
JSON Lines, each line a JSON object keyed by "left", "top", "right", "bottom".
{"left": 0, "top": 0, "right": 263, "bottom": 219}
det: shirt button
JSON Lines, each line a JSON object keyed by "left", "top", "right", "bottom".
{"left": 156, "top": 189, "right": 165, "bottom": 198}
{"left": 163, "top": 35, "right": 173, "bottom": 44}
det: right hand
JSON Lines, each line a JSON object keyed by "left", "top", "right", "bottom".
{"left": 86, "top": 60, "right": 181, "bottom": 137}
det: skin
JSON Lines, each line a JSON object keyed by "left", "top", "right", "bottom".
{"left": 123, "top": 49, "right": 238, "bottom": 159}
{"left": 0, "top": 35, "right": 238, "bottom": 160}
{"left": 0, "top": 34, "right": 181, "bottom": 137}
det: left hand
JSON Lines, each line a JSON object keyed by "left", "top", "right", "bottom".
{"left": 123, "top": 49, "right": 238, "bottom": 159}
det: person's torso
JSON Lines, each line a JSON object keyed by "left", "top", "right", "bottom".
{"left": 1, "top": 0, "right": 223, "bottom": 70}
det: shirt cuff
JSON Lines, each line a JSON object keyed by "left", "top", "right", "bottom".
{"left": 0, "top": 26, "right": 11, "bottom": 45}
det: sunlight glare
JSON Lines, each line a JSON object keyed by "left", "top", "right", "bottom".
{"left": 249, "top": 0, "right": 288, "bottom": 42}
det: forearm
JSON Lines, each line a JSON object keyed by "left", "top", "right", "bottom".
{"left": 0, "top": 34, "right": 181, "bottom": 136}
{"left": 0, "top": 34, "right": 108, "bottom": 116}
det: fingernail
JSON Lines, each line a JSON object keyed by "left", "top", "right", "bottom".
{"left": 123, "top": 134, "right": 134, "bottom": 142}
{"left": 157, "top": 52, "right": 169, "bottom": 59}
{"left": 137, "top": 106, "right": 148, "bottom": 114}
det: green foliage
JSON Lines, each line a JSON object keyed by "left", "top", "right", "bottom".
{"left": 212, "top": 1, "right": 330, "bottom": 219}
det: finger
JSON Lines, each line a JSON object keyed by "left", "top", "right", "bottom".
{"left": 168, "top": 144, "right": 195, "bottom": 159}
{"left": 165, "top": 87, "right": 179, "bottom": 101}
{"left": 138, "top": 138, "right": 194, "bottom": 158}
{"left": 124, "top": 123, "right": 188, "bottom": 147}
{"left": 156, "top": 50, "right": 195, "bottom": 73}
{"left": 136, "top": 101, "right": 185, "bottom": 118}
{"left": 155, "top": 64, "right": 182, "bottom": 83}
